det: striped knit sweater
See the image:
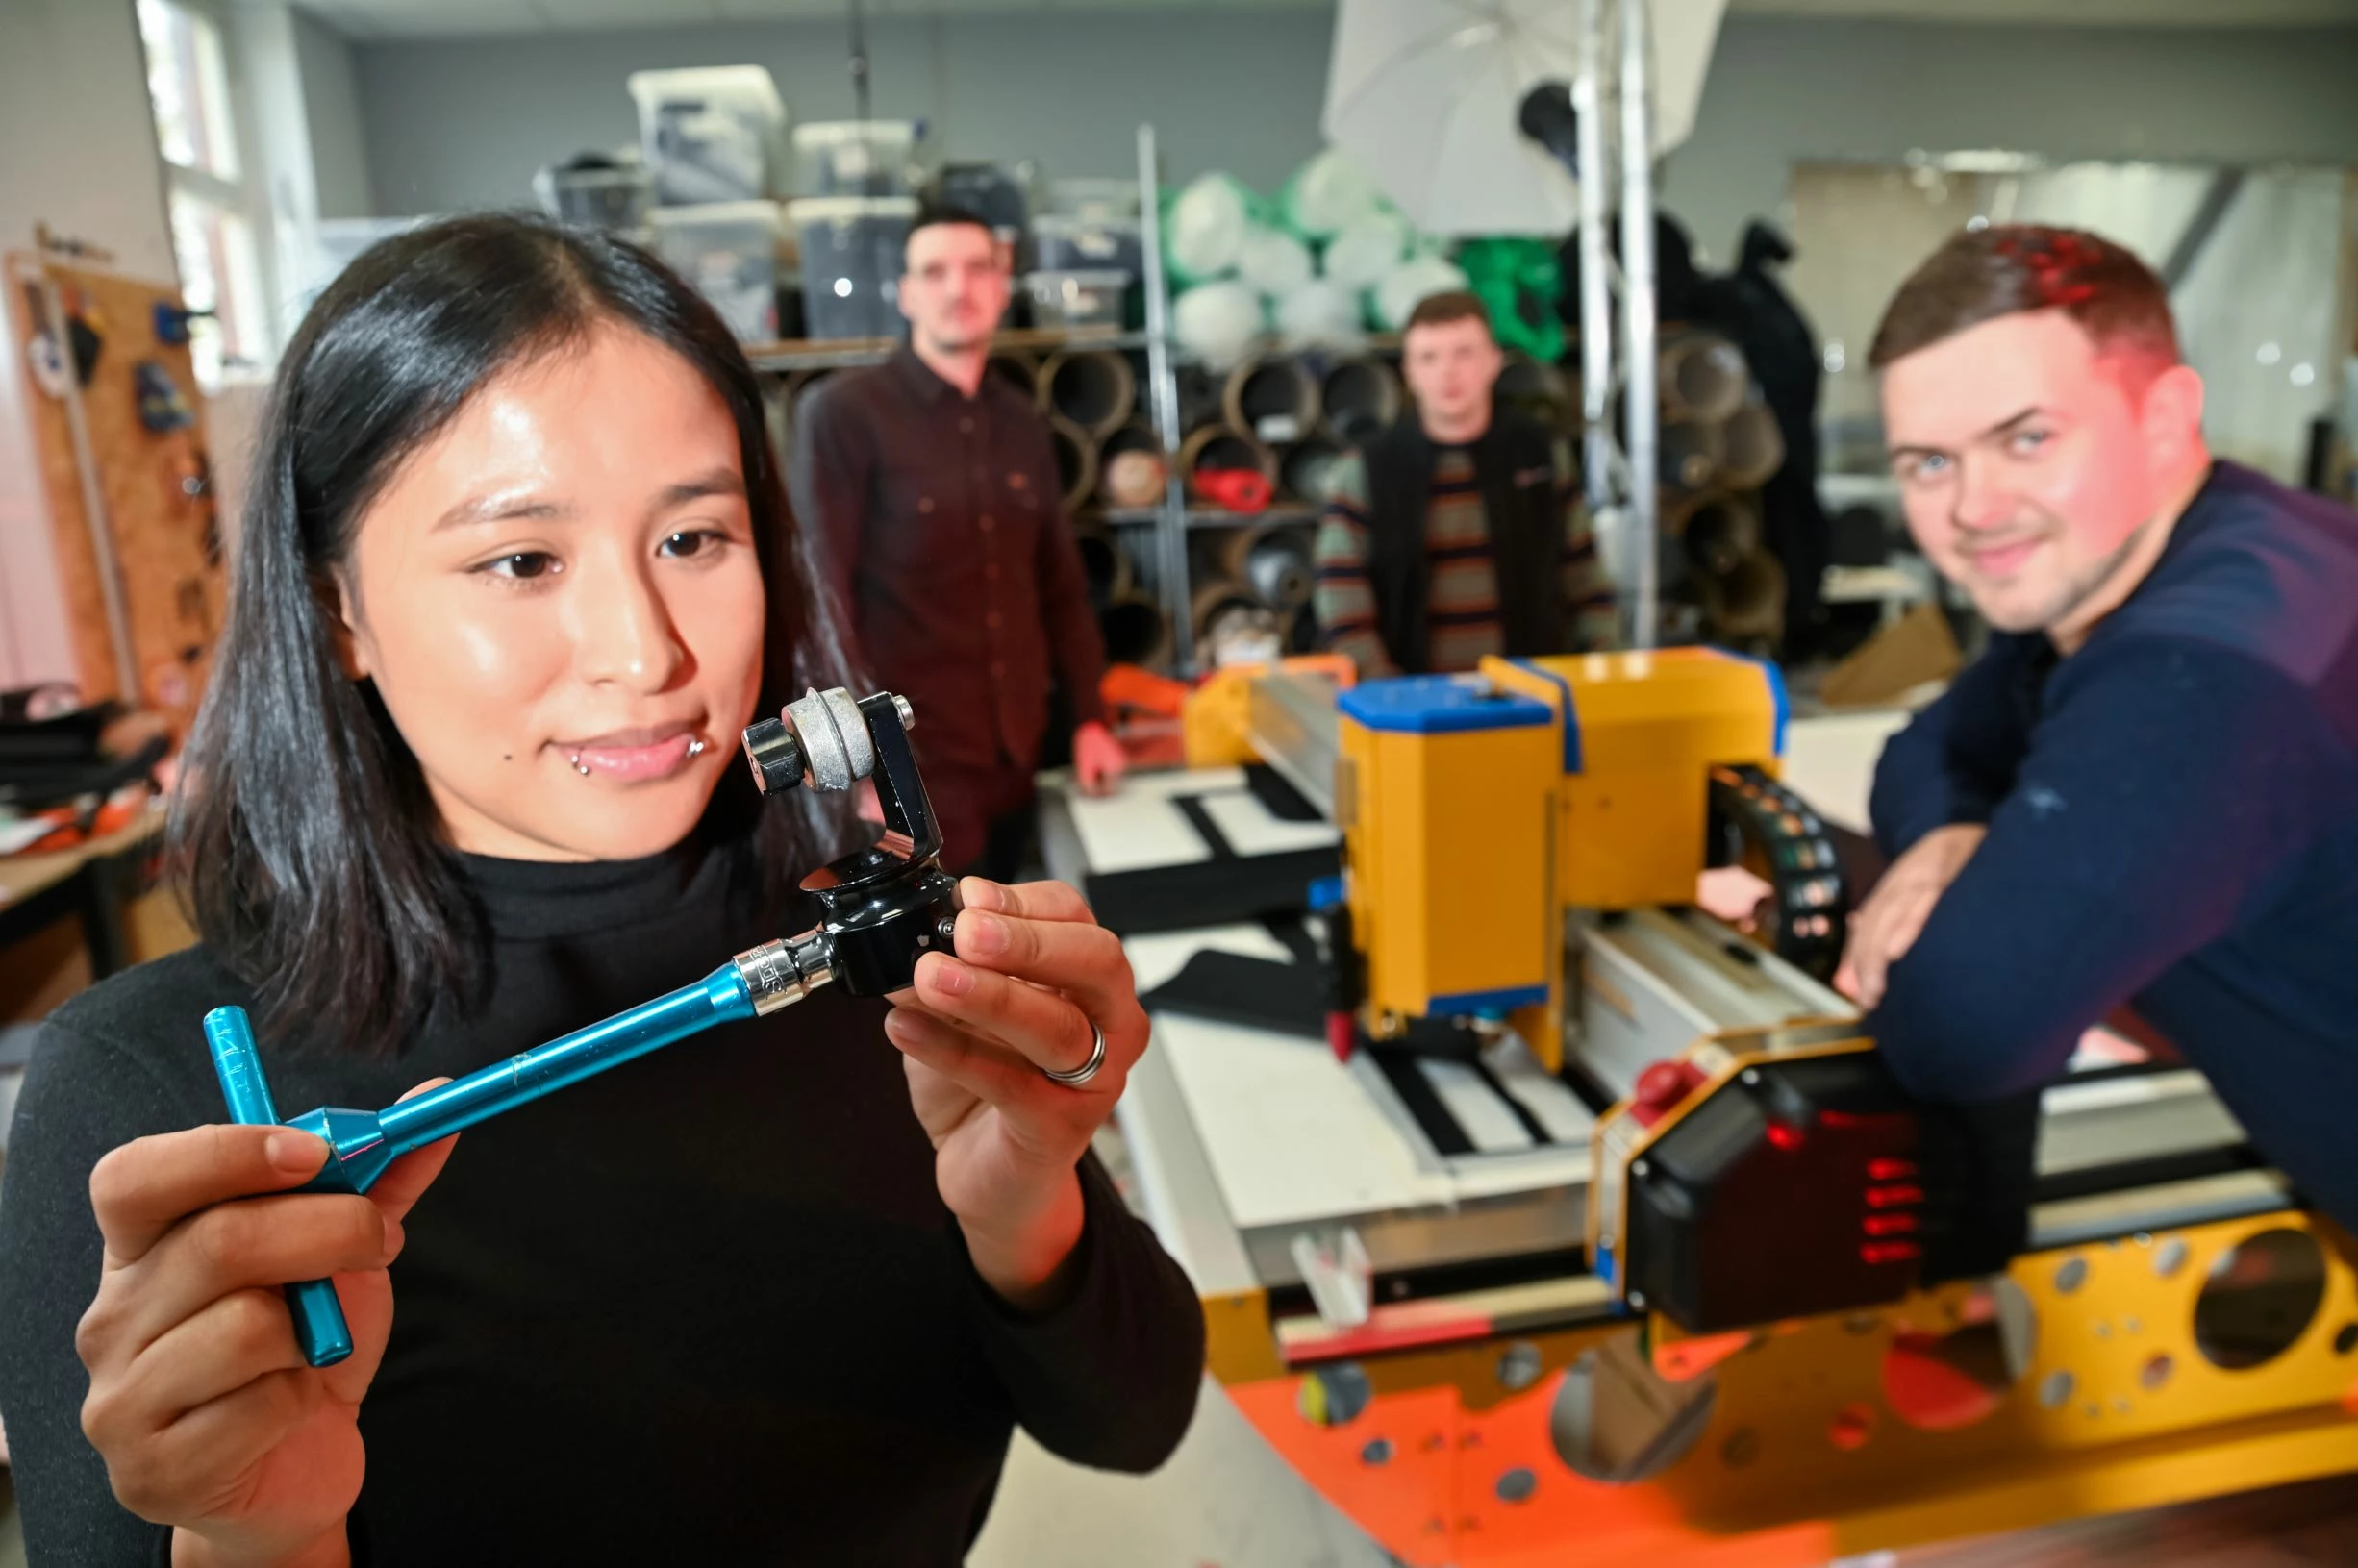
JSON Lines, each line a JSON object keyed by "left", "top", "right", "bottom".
{"left": 1313, "top": 443, "right": 1618, "bottom": 676}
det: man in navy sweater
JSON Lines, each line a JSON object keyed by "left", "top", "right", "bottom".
{"left": 1836, "top": 225, "right": 2358, "bottom": 1226}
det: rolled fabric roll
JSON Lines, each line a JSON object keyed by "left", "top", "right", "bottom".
{"left": 1177, "top": 423, "right": 1279, "bottom": 499}
{"left": 1096, "top": 422, "right": 1169, "bottom": 510}
{"left": 1038, "top": 350, "right": 1137, "bottom": 436}
{"left": 1718, "top": 401, "right": 1787, "bottom": 489}
{"left": 1238, "top": 226, "right": 1316, "bottom": 296}
{"left": 1099, "top": 593, "right": 1172, "bottom": 669}
{"left": 1493, "top": 352, "right": 1572, "bottom": 431}
{"left": 1280, "top": 436, "right": 1350, "bottom": 505}
{"left": 1227, "top": 530, "right": 1314, "bottom": 611}
{"left": 1672, "top": 491, "right": 1764, "bottom": 577}
{"left": 1272, "top": 279, "right": 1367, "bottom": 352}
{"left": 1661, "top": 418, "right": 1728, "bottom": 495}
{"left": 1222, "top": 355, "right": 1322, "bottom": 444}
{"left": 1320, "top": 356, "right": 1402, "bottom": 445}
{"left": 1172, "top": 280, "right": 1267, "bottom": 372}
{"left": 1695, "top": 547, "right": 1787, "bottom": 646}
{"left": 1192, "top": 576, "right": 1284, "bottom": 667}
{"left": 1374, "top": 253, "right": 1469, "bottom": 333}
{"left": 1659, "top": 332, "right": 1749, "bottom": 424}
{"left": 1321, "top": 211, "right": 1410, "bottom": 289}
{"left": 1046, "top": 415, "right": 1099, "bottom": 516}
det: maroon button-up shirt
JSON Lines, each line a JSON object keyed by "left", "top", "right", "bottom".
{"left": 790, "top": 349, "right": 1108, "bottom": 868}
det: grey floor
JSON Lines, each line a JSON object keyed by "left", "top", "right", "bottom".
{"left": 9, "top": 1411, "right": 2358, "bottom": 1565}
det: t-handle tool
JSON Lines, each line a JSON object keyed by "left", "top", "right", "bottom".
{"left": 206, "top": 687, "right": 959, "bottom": 1367}
{"left": 206, "top": 1008, "right": 357, "bottom": 1366}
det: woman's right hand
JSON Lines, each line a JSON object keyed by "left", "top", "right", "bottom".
{"left": 75, "top": 1094, "right": 458, "bottom": 1568}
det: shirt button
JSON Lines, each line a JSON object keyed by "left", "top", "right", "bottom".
{"left": 960, "top": 417, "right": 974, "bottom": 435}
{"left": 987, "top": 611, "right": 1002, "bottom": 630}
{"left": 991, "top": 660, "right": 1005, "bottom": 678}
{"left": 985, "top": 561, "right": 999, "bottom": 581}
{"left": 917, "top": 497, "right": 935, "bottom": 514}
{"left": 979, "top": 516, "right": 995, "bottom": 535}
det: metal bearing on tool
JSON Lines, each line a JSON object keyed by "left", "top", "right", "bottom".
{"left": 784, "top": 686, "right": 876, "bottom": 793}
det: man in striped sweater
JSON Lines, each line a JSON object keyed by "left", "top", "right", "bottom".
{"left": 1313, "top": 291, "right": 1618, "bottom": 675}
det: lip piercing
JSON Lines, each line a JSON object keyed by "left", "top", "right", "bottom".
{"left": 569, "top": 752, "right": 590, "bottom": 776}
{"left": 687, "top": 738, "right": 707, "bottom": 758}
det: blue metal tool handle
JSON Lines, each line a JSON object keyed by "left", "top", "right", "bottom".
{"left": 202, "top": 1008, "right": 355, "bottom": 1369}
{"left": 277, "top": 939, "right": 834, "bottom": 1200}
{"left": 372, "top": 962, "right": 758, "bottom": 1157}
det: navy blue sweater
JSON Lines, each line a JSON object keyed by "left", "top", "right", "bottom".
{"left": 1867, "top": 461, "right": 2358, "bottom": 1225}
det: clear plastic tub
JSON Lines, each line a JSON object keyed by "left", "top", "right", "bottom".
{"left": 792, "top": 196, "right": 918, "bottom": 342}
{"left": 1025, "top": 269, "right": 1129, "bottom": 330}
{"left": 1046, "top": 178, "right": 1141, "bottom": 221}
{"left": 1030, "top": 213, "right": 1142, "bottom": 280}
{"left": 534, "top": 164, "right": 651, "bottom": 231}
{"left": 792, "top": 121, "right": 918, "bottom": 198}
{"left": 935, "top": 163, "right": 1029, "bottom": 243}
{"left": 627, "top": 66, "right": 788, "bottom": 206}
{"left": 649, "top": 201, "right": 784, "bottom": 343}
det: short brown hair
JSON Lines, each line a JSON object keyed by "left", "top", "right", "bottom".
{"left": 1405, "top": 290, "right": 1493, "bottom": 336}
{"left": 1869, "top": 224, "right": 2180, "bottom": 372}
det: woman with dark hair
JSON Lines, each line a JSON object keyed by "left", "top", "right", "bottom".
{"left": 0, "top": 214, "right": 1202, "bottom": 1566}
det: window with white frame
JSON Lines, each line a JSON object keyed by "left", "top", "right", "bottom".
{"left": 138, "top": 0, "right": 269, "bottom": 389}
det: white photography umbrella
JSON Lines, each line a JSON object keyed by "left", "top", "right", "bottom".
{"left": 1322, "top": 0, "right": 1729, "bottom": 237}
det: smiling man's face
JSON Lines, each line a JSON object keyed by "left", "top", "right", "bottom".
{"left": 1881, "top": 309, "right": 2193, "bottom": 637}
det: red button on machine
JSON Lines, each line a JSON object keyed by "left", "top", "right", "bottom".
{"left": 1631, "top": 1060, "right": 1710, "bottom": 1128}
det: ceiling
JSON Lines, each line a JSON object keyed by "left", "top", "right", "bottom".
{"left": 296, "top": 0, "right": 2358, "bottom": 41}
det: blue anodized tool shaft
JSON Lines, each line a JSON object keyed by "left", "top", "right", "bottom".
{"left": 204, "top": 1007, "right": 358, "bottom": 1368}
{"left": 205, "top": 933, "right": 835, "bottom": 1367}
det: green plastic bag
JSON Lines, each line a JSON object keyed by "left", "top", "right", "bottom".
{"left": 1455, "top": 237, "right": 1566, "bottom": 362}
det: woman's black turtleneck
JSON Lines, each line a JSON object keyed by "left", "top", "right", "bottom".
{"left": 0, "top": 838, "right": 1204, "bottom": 1565}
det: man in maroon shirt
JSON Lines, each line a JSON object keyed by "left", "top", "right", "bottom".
{"left": 791, "top": 204, "right": 1127, "bottom": 876}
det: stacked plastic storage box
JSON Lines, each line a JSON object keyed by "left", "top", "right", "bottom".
{"left": 1028, "top": 182, "right": 1143, "bottom": 331}
{"left": 630, "top": 66, "right": 790, "bottom": 343}
{"left": 789, "top": 123, "right": 921, "bottom": 342}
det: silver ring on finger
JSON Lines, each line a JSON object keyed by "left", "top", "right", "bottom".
{"left": 1041, "top": 1024, "right": 1107, "bottom": 1088}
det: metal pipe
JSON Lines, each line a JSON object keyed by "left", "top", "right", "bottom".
{"left": 1574, "top": 0, "right": 1616, "bottom": 530}
{"left": 1618, "top": 0, "right": 1661, "bottom": 650}
{"left": 1137, "top": 122, "right": 1195, "bottom": 671}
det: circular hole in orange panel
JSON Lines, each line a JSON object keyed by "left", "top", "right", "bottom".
{"left": 1297, "top": 1361, "right": 1373, "bottom": 1427}
{"left": 2195, "top": 1229, "right": 2326, "bottom": 1372}
{"left": 2141, "top": 1353, "right": 2174, "bottom": 1391}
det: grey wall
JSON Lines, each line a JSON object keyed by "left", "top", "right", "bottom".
{"left": 294, "top": 6, "right": 375, "bottom": 219}
{"left": 345, "top": 10, "right": 2358, "bottom": 258}
{"left": 1667, "top": 16, "right": 2358, "bottom": 262}
{"left": 354, "top": 11, "right": 1337, "bottom": 218}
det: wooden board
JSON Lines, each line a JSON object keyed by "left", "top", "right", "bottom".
{"left": 1, "top": 254, "right": 227, "bottom": 739}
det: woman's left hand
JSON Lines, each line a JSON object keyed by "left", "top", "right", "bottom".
{"left": 884, "top": 878, "right": 1144, "bottom": 1311}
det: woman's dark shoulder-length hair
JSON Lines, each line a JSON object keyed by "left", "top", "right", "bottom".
{"left": 174, "top": 212, "right": 857, "bottom": 1054}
